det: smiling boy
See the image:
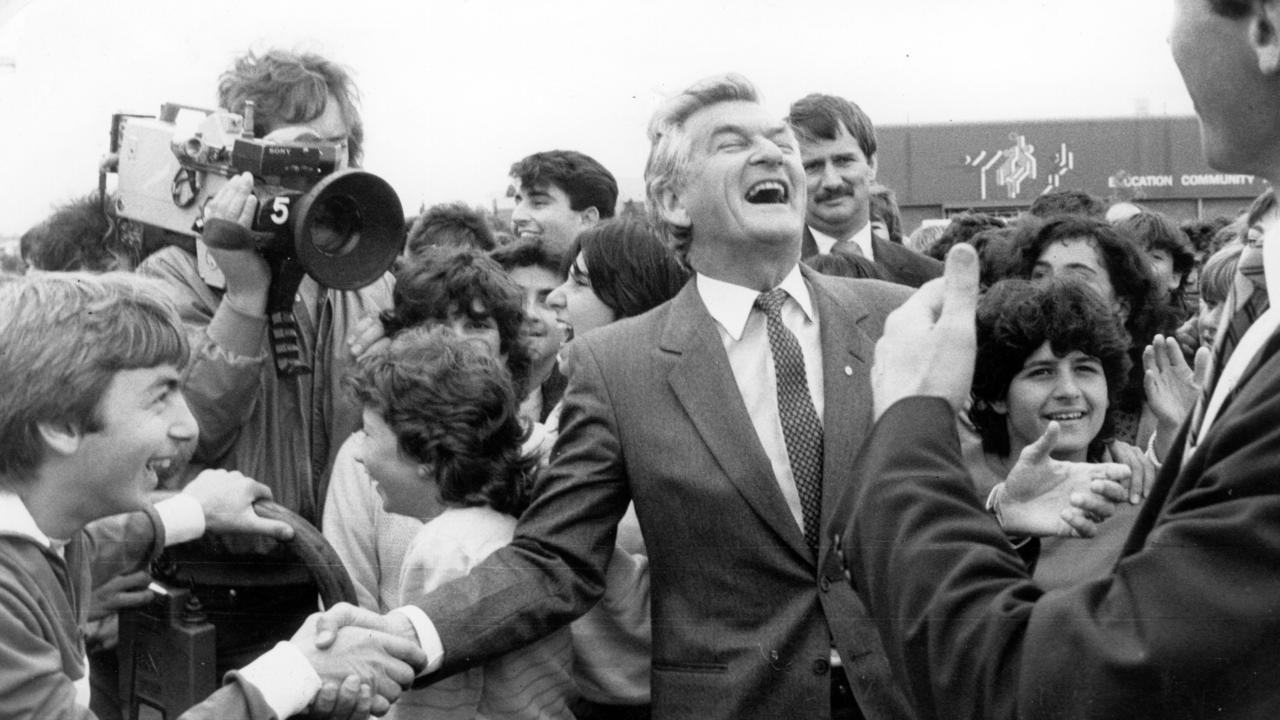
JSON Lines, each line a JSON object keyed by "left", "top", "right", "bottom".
{"left": 0, "top": 273, "right": 423, "bottom": 719}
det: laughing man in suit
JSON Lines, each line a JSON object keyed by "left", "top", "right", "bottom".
{"left": 788, "top": 94, "right": 942, "bottom": 288}
{"left": 315, "top": 73, "right": 918, "bottom": 720}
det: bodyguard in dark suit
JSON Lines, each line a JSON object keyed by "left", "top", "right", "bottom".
{"left": 801, "top": 226, "right": 941, "bottom": 288}
{"left": 833, "top": 2, "right": 1280, "bottom": 707}
{"left": 788, "top": 94, "right": 942, "bottom": 288}
{"left": 317, "top": 74, "right": 915, "bottom": 720}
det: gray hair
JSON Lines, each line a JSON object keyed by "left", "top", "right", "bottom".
{"left": 644, "top": 74, "right": 760, "bottom": 266}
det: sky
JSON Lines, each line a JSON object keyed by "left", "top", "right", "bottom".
{"left": 0, "top": 0, "right": 1193, "bottom": 237}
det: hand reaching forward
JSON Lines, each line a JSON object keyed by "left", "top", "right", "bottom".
{"left": 994, "top": 423, "right": 1132, "bottom": 538}
{"left": 872, "top": 244, "right": 980, "bottom": 419}
{"left": 181, "top": 469, "right": 294, "bottom": 540}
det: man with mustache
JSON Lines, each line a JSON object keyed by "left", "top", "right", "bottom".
{"left": 788, "top": 94, "right": 941, "bottom": 288}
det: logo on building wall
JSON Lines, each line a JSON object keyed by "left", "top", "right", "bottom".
{"left": 963, "top": 134, "right": 1075, "bottom": 200}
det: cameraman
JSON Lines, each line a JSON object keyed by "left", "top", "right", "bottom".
{"left": 137, "top": 48, "right": 394, "bottom": 675}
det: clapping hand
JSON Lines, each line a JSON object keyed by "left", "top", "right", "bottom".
{"left": 1144, "top": 334, "right": 1210, "bottom": 463}
{"left": 994, "top": 423, "right": 1131, "bottom": 538}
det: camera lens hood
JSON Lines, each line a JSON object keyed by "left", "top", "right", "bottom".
{"left": 291, "top": 169, "right": 404, "bottom": 290}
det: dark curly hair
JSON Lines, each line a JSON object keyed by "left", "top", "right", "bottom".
{"left": 1117, "top": 211, "right": 1196, "bottom": 291}
{"left": 346, "top": 326, "right": 536, "bottom": 517}
{"left": 380, "top": 248, "right": 531, "bottom": 397}
{"left": 406, "top": 202, "right": 497, "bottom": 255}
{"left": 561, "top": 219, "right": 690, "bottom": 319}
{"left": 1015, "top": 216, "right": 1162, "bottom": 414}
{"left": 970, "top": 278, "right": 1132, "bottom": 460}
{"left": 20, "top": 192, "right": 116, "bottom": 272}
{"left": 927, "top": 212, "right": 1007, "bottom": 262}
{"left": 1027, "top": 188, "right": 1106, "bottom": 220}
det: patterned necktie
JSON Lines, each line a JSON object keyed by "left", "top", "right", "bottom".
{"left": 755, "top": 288, "right": 823, "bottom": 550}
{"left": 1187, "top": 232, "right": 1268, "bottom": 448}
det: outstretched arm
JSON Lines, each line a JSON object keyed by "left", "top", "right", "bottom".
{"left": 836, "top": 244, "right": 1280, "bottom": 719}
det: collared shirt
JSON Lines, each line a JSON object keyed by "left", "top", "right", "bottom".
{"left": 1194, "top": 213, "right": 1280, "bottom": 447}
{"left": 809, "top": 223, "right": 874, "bottom": 262}
{"left": 0, "top": 490, "right": 317, "bottom": 717}
{"left": 697, "top": 265, "right": 825, "bottom": 532}
{"left": 0, "top": 490, "right": 206, "bottom": 710}
{"left": 407, "top": 264, "right": 834, "bottom": 675}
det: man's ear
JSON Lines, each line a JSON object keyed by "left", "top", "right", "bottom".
{"left": 36, "top": 421, "right": 82, "bottom": 459}
{"left": 580, "top": 205, "right": 601, "bottom": 227}
{"left": 656, "top": 185, "right": 692, "bottom": 232}
{"left": 868, "top": 153, "right": 878, "bottom": 181}
{"left": 1252, "top": 1, "right": 1280, "bottom": 75}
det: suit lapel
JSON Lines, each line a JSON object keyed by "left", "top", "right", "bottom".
{"left": 873, "top": 236, "right": 916, "bottom": 286}
{"left": 801, "top": 226, "right": 819, "bottom": 260}
{"left": 804, "top": 268, "right": 875, "bottom": 538}
{"left": 662, "top": 282, "right": 811, "bottom": 560}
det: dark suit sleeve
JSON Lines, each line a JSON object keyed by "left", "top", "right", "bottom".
{"left": 839, "top": 393, "right": 1280, "bottom": 720}
{"left": 417, "top": 336, "right": 629, "bottom": 678}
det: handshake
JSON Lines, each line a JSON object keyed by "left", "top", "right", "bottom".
{"left": 284, "top": 607, "right": 425, "bottom": 718}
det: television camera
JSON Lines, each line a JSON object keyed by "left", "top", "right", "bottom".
{"left": 107, "top": 102, "right": 404, "bottom": 375}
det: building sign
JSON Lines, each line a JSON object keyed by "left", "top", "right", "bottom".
{"left": 877, "top": 117, "right": 1268, "bottom": 207}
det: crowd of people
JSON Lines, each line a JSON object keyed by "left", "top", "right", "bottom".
{"left": 4, "top": 1, "right": 1280, "bottom": 718}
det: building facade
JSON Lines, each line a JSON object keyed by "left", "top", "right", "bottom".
{"left": 877, "top": 116, "right": 1270, "bottom": 232}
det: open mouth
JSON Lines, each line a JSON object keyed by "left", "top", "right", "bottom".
{"left": 745, "top": 180, "right": 789, "bottom": 205}
{"left": 146, "top": 457, "right": 174, "bottom": 474}
{"left": 1044, "top": 411, "right": 1087, "bottom": 421}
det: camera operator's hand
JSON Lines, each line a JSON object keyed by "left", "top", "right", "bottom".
{"left": 203, "top": 172, "right": 270, "bottom": 316}
{"left": 181, "top": 469, "right": 294, "bottom": 540}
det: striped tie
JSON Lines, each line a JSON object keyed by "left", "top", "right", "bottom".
{"left": 1187, "top": 230, "right": 1268, "bottom": 448}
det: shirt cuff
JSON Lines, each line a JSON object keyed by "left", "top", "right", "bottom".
{"left": 154, "top": 494, "right": 206, "bottom": 546}
{"left": 237, "top": 641, "right": 323, "bottom": 719}
{"left": 1144, "top": 431, "right": 1165, "bottom": 470}
{"left": 984, "top": 483, "right": 1006, "bottom": 528}
{"left": 393, "top": 605, "right": 444, "bottom": 674}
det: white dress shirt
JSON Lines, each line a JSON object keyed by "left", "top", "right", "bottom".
{"left": 1192, "top": 213, "right": 1280, "bottom": 451}
{"left": 404, "top": 264, "right": 832, "bottom": 673}
{"left": 696, "top": 265, "right": 825, "bottom": 532}
{"left": 809, "top": 223, "right": 874, "bottom": 262}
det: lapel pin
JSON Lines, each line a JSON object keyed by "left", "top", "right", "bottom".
{"left": 844, "top": 366, "right": 853, "bottom": 376}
